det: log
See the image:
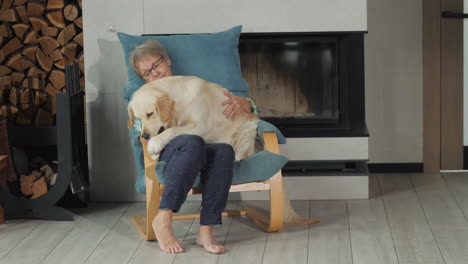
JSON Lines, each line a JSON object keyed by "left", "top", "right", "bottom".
{"left": 27, "top": 66, "right": 46, "bottom": 79}
{"left": 16, "top": 109, "right": 34, "bottom": 125}
{"left": 47, "top": 0, "right": 64, "bottom": 9}
{"left": 20, "top": 174, "right": 34, "bottom": 195}
{"left": 64, "top": 3, "right": 78, "bottom": 21}
{"left": 19, "top": 103, "right": 29, "bottom": 110}
{"left": 2, "top": 36, "right": 23, "bottom": 56}
{"left": 23, "top": 76, "right": 42, "bottom": 90}
{"left": 43, "top": 94, "right": 56, "bottom": 115}
{"left": 76, "top": 0, "right": 82, "bottom": 9}
{"left": 45, "top": 82, "right": 59, "bottom": 96}
{"left": 37, "top": 90, "right": 48, "bottom": 104}
{"left": 0, "top": 76, "right": 11, "bottom": 89}
{"left": 0, "top": 65, "right": 11, "bottom": 77}
{"left": 19, "top": 88, "right": 30, "bottom": 103}
{"left": 73, "top": 32, "right": 83, "bottom": 46}
{"left": 0, "top": 9, "right": 17, "bottom": 22}
{"left": 61, "top": 42, "right": 77, "bottom": 61}
{"left": 24, "top": 30, "right": 38, "bottom": 44}
{"left": 31, "top": 176, "right": 48, "bottom": 199}
{"left": 7, "top": 55, "right": 34, "bottom": 72}
{"left": 49, "top": 69, "right": 65, "bottom": 89}
{"left": 29, "top": 17, "right": 48, "bottom": 32}
{"left": 49, "top": 49, "right": 62, "bottom": 62}
{"left": 74, "top": 16, "right": 82, "bottom": 29}
{"left": 14, "top": 0, "right": 27, "bottom": 6}
{"left": 11, "top": 71, "right": 24, "bottom": 85}
{"left": 54, "top": 56, "right": 71, "bottom": 69}
{"left": 1, "top": 0, "right": 14, "bottom": 9}
{"left": 42, "top": 26, "right": 58, "bottom": 37}
{"left": 0, "top": 50, "right": 4, "bottom": 64}
{"left": 34, "top": 108, "right": 53, "bottom": 126}
{"left": 15, "top": 5, "right": 27, "bottom": 23}
{"left": 26, "top": 1, "right": 44, "bottom": 17}
{"left": 57, "top": 24, "right": 76, "bottom": 46}
{"left": 78, "top": 52, "right": 84, "bottom": 73}
{"left": 0, "top": 23, "right": 9, "bottom": 37}
{"left": 22, "top": 45, "right": 38, "bottom": 61}
{"left": 36, "top": 48, "right": 53, "bottom": 72}
{"left": 39, "top": 36, "right": 59, "bottom": 55}
{"left": 9, "top": 87, "right": 17, "bottom": 105}
{"left": 6, "top": 53, "right": 21, "bottom": 71}
{"left": 11, "top": 22, "right": 29, "bottom": 39}
{"left": 46, "top": 10, "right": 65, "bottom": 28}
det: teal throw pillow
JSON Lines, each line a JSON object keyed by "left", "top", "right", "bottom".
{"left": 118, "top": 25, "right": 249, "bottom": 102}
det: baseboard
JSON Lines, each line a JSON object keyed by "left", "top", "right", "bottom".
{"left": 367, "top": 163, "right": 423, "bottom": 173}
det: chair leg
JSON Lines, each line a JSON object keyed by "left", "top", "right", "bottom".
{"left": 246, "top": 170, "right": 284, "bottom": 232}
{"left": 131, "top": 163, "right": 160, "bottom": 241}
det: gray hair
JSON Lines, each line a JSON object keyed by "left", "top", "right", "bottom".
{"left": 130, "top": 40, "right": 169, "bottom": 78}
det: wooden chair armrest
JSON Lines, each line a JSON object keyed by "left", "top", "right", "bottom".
{"left": 139, "top": 137, "right": 158, "bottom": 170}
{"left": 262, "top": 132, "right": 280, "bottom": 155}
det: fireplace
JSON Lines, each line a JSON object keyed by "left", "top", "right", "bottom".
{"left": 239, "top": 32, "right": 367, "bottom": 138}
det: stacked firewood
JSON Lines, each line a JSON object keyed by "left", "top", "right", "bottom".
{"left": 0, "top": 0, "right": 84, "bottom": 125}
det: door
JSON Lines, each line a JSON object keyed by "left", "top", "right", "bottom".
{"left": 424, "top": 0, "right": 464, "bottom": 172}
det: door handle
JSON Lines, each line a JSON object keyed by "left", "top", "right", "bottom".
{"left": 442, "top": 11, "right": 468, "bottom": 18}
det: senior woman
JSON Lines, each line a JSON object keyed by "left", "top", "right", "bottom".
{"left": 130, "top": 40, "right": 254, "bottom": 254}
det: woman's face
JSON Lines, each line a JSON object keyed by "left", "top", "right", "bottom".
{"left": 137, "top": 54, "right": 173, "bottom": 82}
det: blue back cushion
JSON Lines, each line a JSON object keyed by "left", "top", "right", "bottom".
{"left": 118, "top": 25, "right": 249, "bottom": 102}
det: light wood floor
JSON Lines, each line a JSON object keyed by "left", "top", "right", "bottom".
{"left": 1, "top": 172, "right": 468, "bottom": 264}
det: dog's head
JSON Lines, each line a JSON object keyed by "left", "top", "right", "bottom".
{"left": 128, "top": 88, "right": 175, "bottom": 138}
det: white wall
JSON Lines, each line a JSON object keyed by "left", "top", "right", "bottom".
{"left": 83, "top": 0, "right": 423, "bottom": 201}
{"left": 365, "top": 0, "right": 423, "bottom": 163}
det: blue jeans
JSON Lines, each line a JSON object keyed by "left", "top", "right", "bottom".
{"left": 158, "top": 135, "right": 234, "bottom": 225}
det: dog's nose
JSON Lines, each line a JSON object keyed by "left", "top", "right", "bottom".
{"left": 141, "top": 133, "right": 150, "bottom": 140}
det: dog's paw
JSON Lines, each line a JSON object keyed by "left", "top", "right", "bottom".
{"left": 147, "top": 137, "right": 165, "bottom": 158}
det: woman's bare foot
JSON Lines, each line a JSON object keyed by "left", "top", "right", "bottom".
{"left": 196, "top": 225, "right": 226, "bottom": 254}
{"left": 152, "top": 210, "right": 184, "bottom": 253}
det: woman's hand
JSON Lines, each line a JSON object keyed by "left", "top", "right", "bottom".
{"left": 221, "top": 91, "right": 252, "bottom": 120}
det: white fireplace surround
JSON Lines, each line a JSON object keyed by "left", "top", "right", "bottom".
{"left": 142, "top": 0, "right": 367, "bottom": 34}
{"left": 83, "top": 0, "right": 369, "bottom": 201}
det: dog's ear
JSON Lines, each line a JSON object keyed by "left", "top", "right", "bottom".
{"left": 155, "top": 95, "right": 175, "bottom": 123}
{"left": 128, "top": 103, "right": 135, "bottom": 127}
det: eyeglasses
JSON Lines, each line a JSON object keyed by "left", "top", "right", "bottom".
{"left": 141, "top": 57, "right": 164, "bottom": 80}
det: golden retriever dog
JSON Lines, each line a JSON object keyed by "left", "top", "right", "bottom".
{"left": 128, "top": 76, "right": 320, "bottom": 226}
{"left": 128, "top": 76, "right": 259, "bottom": 161}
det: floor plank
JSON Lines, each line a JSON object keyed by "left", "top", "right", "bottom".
{"left": 0, "top": 215, "right": 82, "bottom": 264}
{"left": 411, "top": 173, "right": 468, "bottom": 231}
{"left": 347, "top": 197, "right": 398, "bottom": 264}
{"left": 41, "top": 203, "right": 131, "bottom": 264}
{"left": 443, "top": 173, "right": 468, "bottom": 216}
{"left": 128, "top": 201, "right": 201, "bottom": 264}
{"left": 308, "top": 200, "right": 352, "bottom": 264}
{"left": 217, "top": 200, "right": 269, "bottom": 264}
{"left": 433, "top": 230, "right": 468, "bottom": 264}
{"left": 262, "top": 200, "right": 310, "bottom": 264}
{"left": 0, "top": 220, "right": 40, "bottom": 260}
{"left": 83, "top": 202, "right": 144, "bottom": 264}
{"left": 378, "top": 174, "right": 443, "bottom": 263}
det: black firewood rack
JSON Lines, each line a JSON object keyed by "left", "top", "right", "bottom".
{"left": 0, "top": 63, "right": 89, "bottom": 221}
